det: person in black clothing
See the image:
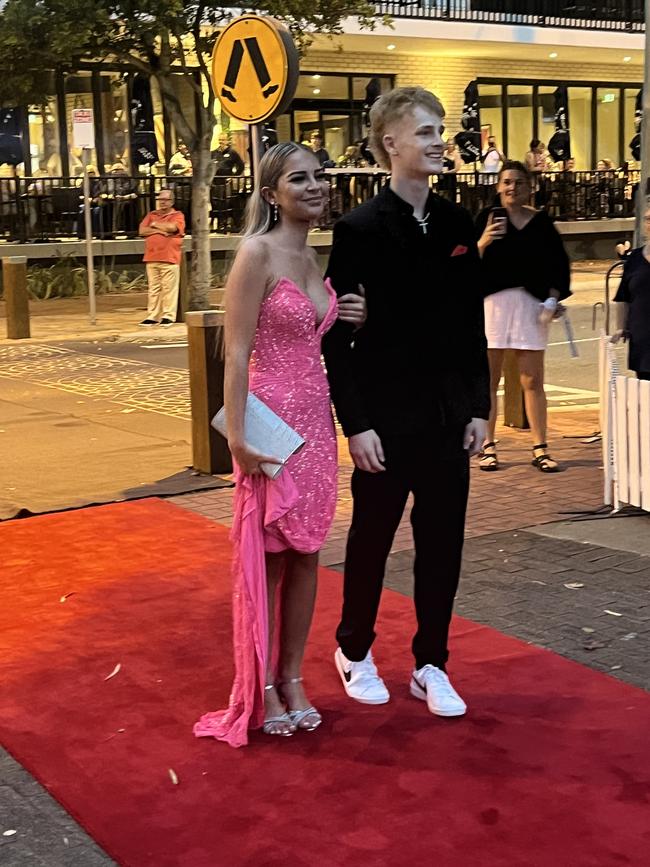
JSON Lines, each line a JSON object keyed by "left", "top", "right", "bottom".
{"left": 475, "top": 160, "right": 571, "bottom": 473}
{"left": 323, "top": 87, "right": 489, "bottom": 718}
{"left": 612, "top": 206, "right": 650, "bottom": 380}
{"left": 212, "top": 133, "right": 244, "bottom": 176}
{"left": 309, "top": 131, "right": 333, "bottom": 167}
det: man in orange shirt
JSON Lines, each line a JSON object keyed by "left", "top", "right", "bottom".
{"left": 138, "top": 188, "right": 186, "bottom": 327}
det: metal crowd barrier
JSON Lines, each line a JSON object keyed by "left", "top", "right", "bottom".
{"left": 0, "top": 174, "right": 253, "bottom": 243}
{"left": 0, "top": 169, "right": 639, "bottom": 243}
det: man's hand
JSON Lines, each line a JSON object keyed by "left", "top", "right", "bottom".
{"left": 349, "top": 429, "right": 385, "bottom": 473}
{"left": 463, "top": 418, "right": 487, "bottom": 457}
{"left": 337, "top": 283, "right": 366, "bottom": 328}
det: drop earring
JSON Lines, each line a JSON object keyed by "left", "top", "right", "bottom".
{"left": 273, "top": 202, "right": 279, "bottom": 221}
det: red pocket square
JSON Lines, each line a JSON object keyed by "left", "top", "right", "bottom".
{"left": 451, "top": 245, "right": 468, "bottom": 257}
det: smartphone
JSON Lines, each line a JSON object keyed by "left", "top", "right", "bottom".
{"left": 491, "top": 206, "right": 507, "bottom": 238}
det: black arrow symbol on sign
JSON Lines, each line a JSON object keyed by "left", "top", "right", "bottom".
{"left": 221, "top": 37, "right": 279, "bottom": 104}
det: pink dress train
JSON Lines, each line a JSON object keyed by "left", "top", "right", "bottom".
{"left": 193, "top": 278, "right": 339, "bottom": 747}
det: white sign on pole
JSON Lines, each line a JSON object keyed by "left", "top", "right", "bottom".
{"left": 72, "top": 108, "right": 95, "bottom": 149}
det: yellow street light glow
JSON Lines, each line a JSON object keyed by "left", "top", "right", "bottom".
{"left": 549, "top": 52, "right": 558, "bottom": 58}
{"left": 312, "top": 88, "right": 321, "bottom": 95}
{"left": 387, "top": 44, "right": 396, "bottom": 51}
{"left": 624, "top": 56, "right": 632, "bottom": 62}
{"left": 312, "top": 74, "right": 321, "bottom": 79}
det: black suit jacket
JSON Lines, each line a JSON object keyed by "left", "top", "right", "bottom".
{"left": 322, "top": 185, "right": 490, "bottom": 438}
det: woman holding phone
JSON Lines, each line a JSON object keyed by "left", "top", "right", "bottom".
{"left": 475, "top": 160, "right": 571, "bottom": 472}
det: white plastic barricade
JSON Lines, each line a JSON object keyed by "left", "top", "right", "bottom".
{"left": 600, "top": 334, "right": 650, "bottom": 512}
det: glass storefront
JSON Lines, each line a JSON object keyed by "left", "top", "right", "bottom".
{"left": 568, "top": 87, "right": 592, "bottom": 170}
{"left": 507, "top": 84, "right": 533, "bottom": 164}
{"left": 64, "top": 72, "right": 97, "bottom": 176}
{"left": 478, "top": 84, "right": 504, "bottom": 154}
{"left": 478, "top": 78, "right": 641, "bottom": 170}
{"left": 596, "top": 87, "right": 620, "bottom": 166}
{"left": 1, "top": 66, "right": 642, "bottom": 177}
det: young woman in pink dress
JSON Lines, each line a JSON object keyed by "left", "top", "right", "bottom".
{"left": 194, "top": 143, "right": 366, "bottom": 746}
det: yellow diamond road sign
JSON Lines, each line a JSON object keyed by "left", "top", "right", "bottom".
{"left": 212, "top": 16, "right": 299, "bottom": 124}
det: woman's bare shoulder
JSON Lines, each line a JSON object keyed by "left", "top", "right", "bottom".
{"left": 236, "top": 235, "right": 272, "bottom": 265}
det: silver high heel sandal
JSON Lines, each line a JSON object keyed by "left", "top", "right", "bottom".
{"left": 263, "top": 684, "right": 296, "bottom": 737}
{"left": 278, "top": 677, "right": 322, "bottom": 732}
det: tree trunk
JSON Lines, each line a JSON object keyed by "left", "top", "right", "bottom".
{"left": 189, "top": 137, "right": 216, "bottom": 310}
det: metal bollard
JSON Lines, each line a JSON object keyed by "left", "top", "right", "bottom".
{"left": 502, "top": 350, "right": 529, "bottom": 429}
{"left": 3, "top": 256, "right": 30, "bottom": 339}
{"left": 186, "top": 310, "right": 232, "bottom": 475}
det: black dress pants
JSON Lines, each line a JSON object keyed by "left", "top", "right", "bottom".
{"left": 336, "top": 427, "right": 470, "bottom": 671}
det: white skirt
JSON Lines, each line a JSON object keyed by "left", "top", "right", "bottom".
{"left": 484, "top": 287, "right": 548, "bottom": 351}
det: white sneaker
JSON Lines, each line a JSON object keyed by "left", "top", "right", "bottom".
{"left": 334, "top": 647, "right": 390, "bottom": 704}
{"left": 410, "top": 665, "right": 467, "bottom": 717}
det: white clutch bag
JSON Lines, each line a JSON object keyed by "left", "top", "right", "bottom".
{"left": 211, "top": 393, "right": 305, "bottom": 479}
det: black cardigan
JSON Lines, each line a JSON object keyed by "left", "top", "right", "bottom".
{"left": 322, "top": 186, "right": 490, "bottom": 439}
{"left": 475, "top": 207, "right": 571, "bottom": 301}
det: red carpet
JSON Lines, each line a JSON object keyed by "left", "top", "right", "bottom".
{"left": 1, "top": 499, "right": 649, "bottom": 867}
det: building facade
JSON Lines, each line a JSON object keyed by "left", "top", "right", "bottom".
{"left": 2, "top": 3, "right": 646, "bottom": 178}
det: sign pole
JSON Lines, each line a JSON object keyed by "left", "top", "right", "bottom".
{"left": 82, "top": 148, "right": 96, "bottom": 325}
{"left": 636, "top": 0, "right": 650, "bottom": 246}
{"left": 250, "top": 124, "right": 262, "bottom": 181}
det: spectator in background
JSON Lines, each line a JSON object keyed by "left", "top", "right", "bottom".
{"left": 101, "top": 163, "right": 138, "bottom": 235}
{"left": 212, "top": 132, "right": 244, "bottom": 176}
{"left": 597, "top": 159, "right": 613, "bottom": 171}
{"left": 138, "top": 188, "right": 185, "bottom": 327}
{"left": 169, "top": 142, "right": 192, "bottom": 176}
{"left": 612, "top": 206, "right": 650, "bottom": 381}
{"left": 438, "top": 141, "right": 463, "bottom": 201}
{"left": 482, "top": 135, "right": 505, "bottom": 173}
{"left": 337, "top": 144, "right": 366, "bottom": 168}
{"left": 525, "top": 139, "right": 547, "bottom": 173}
{"left": 310, "top": 131, "right": 333, "bottom": 167}
{"left": 475, "top": 160, "right": 571, "bottom": 473}
{"left": 77, "top": 165, "right": 103, "bottom": 237}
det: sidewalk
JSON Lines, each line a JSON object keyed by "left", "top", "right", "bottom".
{"left": 0, "top": 261, "right": 615, "bottom": 346}
{"left": 0, "top": 289, "right": 224, "bottom": 346}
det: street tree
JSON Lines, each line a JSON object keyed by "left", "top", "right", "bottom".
{"left": 0, "top": 1, "right": 383, "bottom": 307}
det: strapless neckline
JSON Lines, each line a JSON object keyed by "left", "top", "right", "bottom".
{"left": 267, "top": 276, "right": 336, "bottom": 330}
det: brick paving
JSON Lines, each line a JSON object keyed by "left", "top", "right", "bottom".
{"left": 170, "top": 410, "right": 605, "bottom": 567}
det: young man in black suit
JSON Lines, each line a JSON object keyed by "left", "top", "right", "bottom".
{"left": 323, "top": 87, "right": 489, "bottom": 717}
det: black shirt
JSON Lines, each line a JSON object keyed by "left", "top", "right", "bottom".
{"left": 212, "top": 146, "right": 244, "bottom": 176}
{"left": 312, "top": 146, "right": 331, "bottom": 167}
{"left": 323, "top": 186, "right": 490, "bottom": 438}
{"left": 475, "top": 207, "right": 571, "bottom": 302}
{"left": 613, "top": 247, "right": 650, "bottom": 373}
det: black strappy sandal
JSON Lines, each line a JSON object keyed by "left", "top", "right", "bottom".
{"left": 478, "top": 442, "right": 499, "bottom": 472}
{"left": 531, "top": 443, "right": 559, "bottom": 473}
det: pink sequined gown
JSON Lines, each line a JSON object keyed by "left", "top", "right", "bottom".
{"left": 194, "top": 277, "right": 338, "bottom": 747}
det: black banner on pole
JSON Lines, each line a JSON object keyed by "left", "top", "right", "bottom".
{"left": 548, "top": 86, "right": 571, "bottom": 162}
{"left": 454, "top": 80, "right": 481, "bottom": 164}
{"left": 0, "top": 108, "right": 24, "bottom": 166}
{"left": 131, "top": 74, "right": 159, "bottom": 167}
{"left": 630, "top": 88, "right": 641, "bottom": 161}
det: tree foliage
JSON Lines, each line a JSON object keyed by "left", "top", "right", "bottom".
{"left": 0, "top": 1, "right": 383, "bottom": 306}
{"left": 0, "top": 2, "right": 383, "bottom": 131}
